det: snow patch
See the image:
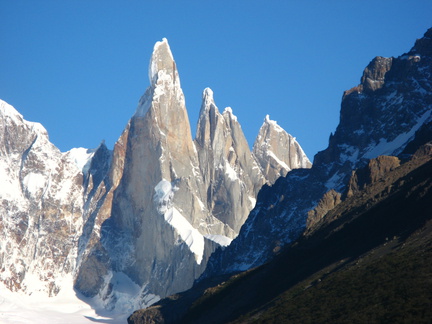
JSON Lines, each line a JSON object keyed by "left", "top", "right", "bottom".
{"left": 154, "top": 180, "right": 205, "bottom": 264}
{"left": 0, "top": 275, "right": 114, "bottom": 324}
{"left": 338, "top": 144, "right": 360, "bottom": 163}
{"left": 0, "top": 161, "right": 23, "bottom": 200}
{"left": 264, "top": 115, "right": 284, "bottom": 133}
{"left": 225, "top": 160, "right": 238, "bottom": 181}
{"left": 134, "top": 87, "right": 154, "bottom": 117}
{"left": 363, "top": 109, "right": 432, "bottom": 159}
{"left": 325, "top": 171, "right": 344, "bottom": 190}
{"left": 223, "top": 107, "right": 238, "bottom": 122}
{"left": 92, "top": 271, "right": 159, "bottom": 318}
{"left": 22, "top": 173, "right": 47, "bottom": 197}
{"left": 248, "top": 196, "right": 257, "bottom": 208}
{"left": 65, "top": 147, "right": 95, "bottom": 174}
{"left": 205, "top": 234, "right": 232, "bottom": 247}
{"left": 267, "top": 150, "right": 290, "bottom": 171}
{"left": 165, "top": 207, "right": 205, "bottom": 264}
{"left": 196, "top": 197, "right": 206, "bottom": 211}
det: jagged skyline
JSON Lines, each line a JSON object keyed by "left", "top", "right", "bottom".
{"left": 1, "top": 1, "right": 431, "bottom": 159}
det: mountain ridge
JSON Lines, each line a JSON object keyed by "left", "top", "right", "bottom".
{"left": 200, "top": 27, "right": 432, "bottom": 281}
{"left": 0, "top": 38, "right": 310, "bottom": 318}
{"left": 128, "top": 140, "right": 432, "bottom": 324}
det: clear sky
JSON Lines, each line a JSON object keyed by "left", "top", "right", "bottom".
{"left": 1, "top": 1, "right": 431, "bottom": 160}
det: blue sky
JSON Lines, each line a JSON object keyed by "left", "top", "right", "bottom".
{"left": 1, "top": 1, "right": 431, "bottom": 160}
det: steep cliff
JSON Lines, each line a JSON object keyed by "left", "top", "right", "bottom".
{"left": 0, "top": 37, "right": 306, "bottom": 315}
{"left": 201, "top": 27, "right": 432, "bottom": 279}
{"left": 0, "top": 100, "right": 91, "bottom": 296}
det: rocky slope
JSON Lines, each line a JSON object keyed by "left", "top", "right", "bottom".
{"left": 0, "top": 99, "right": 94, "bottom": 296}
{"left": 128, "top": 140, "right": 432, "bottom": 323}
{"left": 201, "top": 27, "right": 432, "bottom": 279}
{"left": 0, "top": 38, "right": 310, "bottom": 315}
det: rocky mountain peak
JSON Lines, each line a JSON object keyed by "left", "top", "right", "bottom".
{"left": 73, "top": 37, "right": 308, "bottom": 310}
{"left": 360, "top": 56, "right": 393, "bottom": 92}
{"left": 195, "top": 87, "right": 220, "bottom": 148}
{"left": 0, "top": 99, "right": 87, "bottom": 297}
{"left": 411, "top": 27, "right": 432, "bottom": 57}
{"left": 0, "top": 36, "right": 313, "bottom": 317}
{"left": 202, "top": 27, "right": 432, "bottom": 282}
{"left": 253, "top": 114, "right": 311, "bottom": 184}
{"left": 136, "top": 38, "right": 183, "bottom": 118}
{"left": 149, "top": 38, "right": 178, "bottom": 87}
{"left": 222, "top": 107, "right": 237, "bottom": 122}
{"left": 197, "top": 88, "right": 216, "bottom": 124}
{"left": 202, "top": 87, "right": 215, "bottom": 106}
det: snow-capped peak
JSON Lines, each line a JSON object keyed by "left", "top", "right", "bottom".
{"left": 135, "top": 38, "right": 184, "bottom": 118}
{"left": 253, "top": 114, "right": 312, "bottom": 184}
{"left": 65, "top": 147, "right": 96, "bottom": 174}
{"left": 263, "top": 114, "right": 284, "bottom": 133}
{"left": 223, "top": 107, "right": 238, "bottom": 122}
{"left": 0, "top": 99, "right": 22, "bottom": 119}
{"left": 202, "top": 87, "right": 214, "bottom": 104}
{"left": 199, "top": 87, "right": 217, "bottom": 115}
{"left": 148, "top": 38, "right": 177, "bottom": 87}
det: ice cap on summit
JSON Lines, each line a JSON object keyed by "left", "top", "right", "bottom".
{"left": 149, "top": 38, "right": 178, "bottom": 87}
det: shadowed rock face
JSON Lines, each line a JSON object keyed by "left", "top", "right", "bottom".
{"left": 128, "top": 143, "right": 432, "bottom": 324}
{"left": 360, "top": 56, "right": 393, "bottom": 92}
{"left": 307, "top": 155, "right": 401, "bottom": 230}
{"left": 306, "top": 189, "right": 342, "bottom": 229}
{"left": 200, "top": 27, "right": 432, "bottom": 282}
{"left": 345, "top": 155, "right": 401, "bottom": 199}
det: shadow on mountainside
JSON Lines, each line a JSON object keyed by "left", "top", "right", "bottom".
{"left": 128, "top": 150, "right": 432, "bottom": 323}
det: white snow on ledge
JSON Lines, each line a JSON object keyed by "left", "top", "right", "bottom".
{"left": 154, "top": 180, "right": 234, "bottom": 263}
{"left": 363, "top": 109, "right": 432, "bottom": 159}
{"left": 154, "top": 180, "right": 205, "bottom": 264}
{"left": 204, "top": 234, "right": 232, "bottom": 247}
{"left": 264, "top": 114, "right": 284, "bottom": 133}
{"left": 65, "top": 147, "right": 95, "bottom": 173}
{"left": 165, "top": 207, "right": 205, "bottom": 264}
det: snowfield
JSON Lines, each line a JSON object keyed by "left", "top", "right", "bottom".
{"left": 0, "top": 275, "right": 127, "bottom": 323}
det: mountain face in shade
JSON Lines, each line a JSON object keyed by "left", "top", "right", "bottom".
{"left": 201, "top": 27, "right": 432, "bottom": 280}
{"left": 0, "top": 38, "right": 310, "bottom": 316}
{"left": 129, "top": 143, "right": 432, "bottom": 324}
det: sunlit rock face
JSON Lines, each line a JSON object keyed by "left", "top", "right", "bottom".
{"left": 253, "top": 115, "right": 311, "bottom": 185}
{"left": 0, "top": 99, "right": 90, "bottom": 296}
{"left": 0, "top": 37, "right": 310, "bottom": 314}
{"left": 73, "top": 38, "right": 309, "bottom": 311}
{"left": 195, "top": 88, "right": 265, "bottom": 233}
